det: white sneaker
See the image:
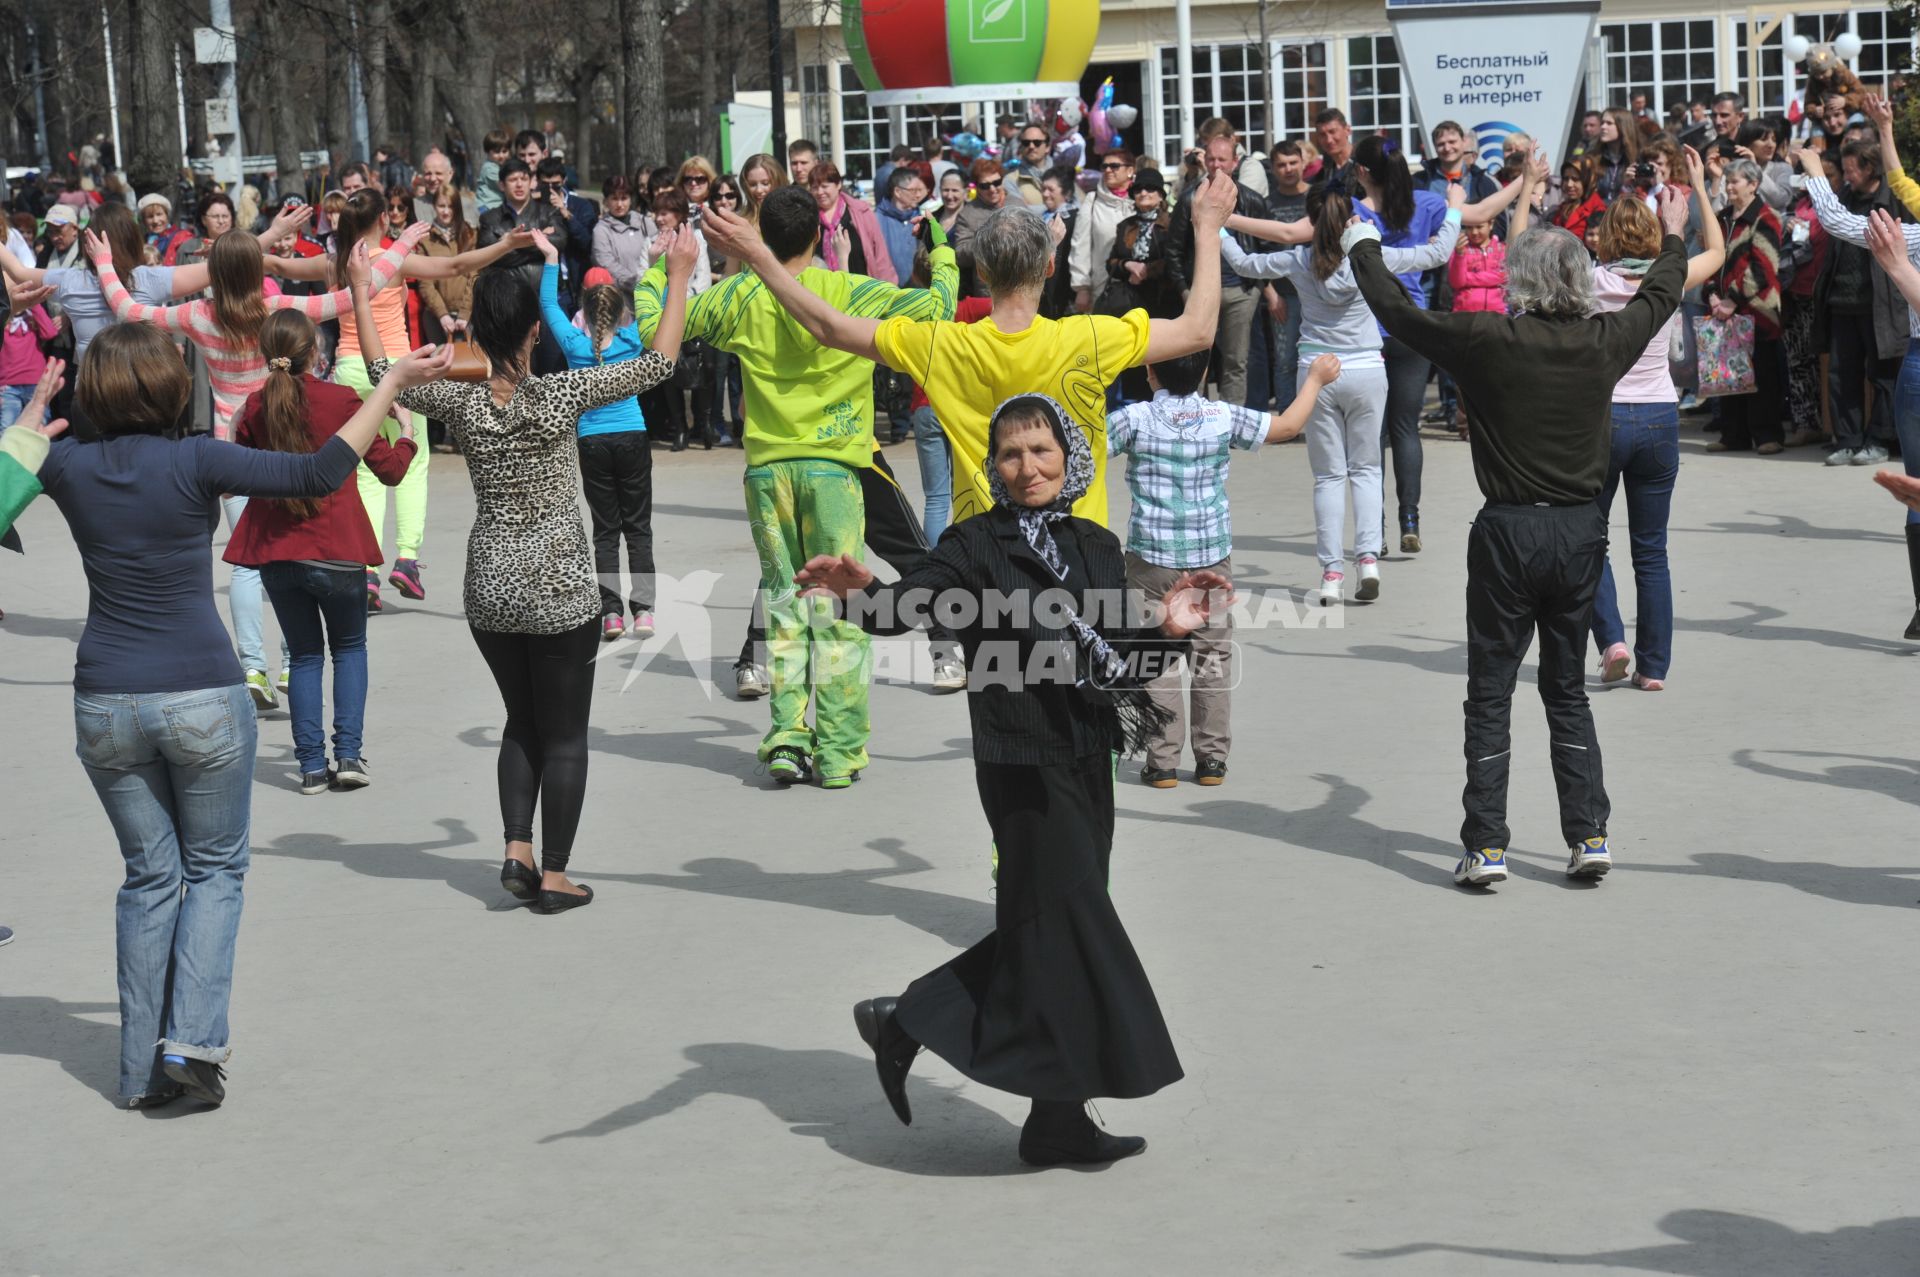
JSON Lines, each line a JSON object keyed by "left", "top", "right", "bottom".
{"left": 1852, "top": 445, "right": 1890, "bottom": 465}
{"left": 1317, "top": 570, "right": 1344, "bottom": 606}
{"left": 734, "top": 663, "right": 770, "bottom": 699}
{"left": 1566, "top": 836, "right": 1613, "bottom": 879}
{"left": 1826, "top": 447, "right": 1858, "bottom": 467}
{"left": 930, "top": 653, "right": 967, "bottom": 692}
{"left": 1355, "top": 555, "right": 1380, "bottom": 601}
{"left": 1454, "top": 847, "right": 1509, "bottom": 887}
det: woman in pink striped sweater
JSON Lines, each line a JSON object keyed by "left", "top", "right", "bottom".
{"left": 84, "top": 224, "right": 423, "bottom": 707}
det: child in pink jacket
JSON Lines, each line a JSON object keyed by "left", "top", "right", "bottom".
{"left": 1448, "top": 224, "right": 1507, "bottom": 314}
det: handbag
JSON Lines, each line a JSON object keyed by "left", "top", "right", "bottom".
{"left": 1693, "top": 313, "right": 1755, "bottom": 398}
{"left": 443, "top": 329, "right": 490, "bottom": 382}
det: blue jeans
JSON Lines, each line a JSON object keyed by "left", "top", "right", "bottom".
{"left": 221, "top": 496, "right": 267, "bottom": 673}
{"left": 1590, "top": 402, "right": 1680, "bottom": 679}
{"left": 74, "top": 684, "right": 255, "bottom": 1100}
{"left": 0, "top": 383, "right": 32, "bottom": 427}
{"left": 911, "top": 405, "right": 952, "bottom": 544}
{"left": 1894, "top": 340, "right": 1920, "bottom": 527}
{"left": 260, "top": 562, "right": 369, "bottom": 772}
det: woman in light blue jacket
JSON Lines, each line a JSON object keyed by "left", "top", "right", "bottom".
{"left": 1221, "top": 188, "right": 1460, "bottom": 605}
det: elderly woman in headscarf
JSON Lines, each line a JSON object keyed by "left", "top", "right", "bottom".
{"left": 796, "top": 392, "right": 1229, "bottom": 1168}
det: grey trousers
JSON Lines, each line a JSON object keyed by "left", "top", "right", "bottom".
{"left": 1214, "top": 285, "right": 1261, "bottom": 408}
{"left": 1125, "top": 551, "right": 1234, "bottom": 770}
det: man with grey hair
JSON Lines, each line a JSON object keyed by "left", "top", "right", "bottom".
{"left": 704, "top": 174, "right": 1241, "bottom": 528}
{"left": 1347, "top": 219, "right": 1685, "bottom": 889}
{"left": 411, "top": 147, "right": 476, "bottom": 225}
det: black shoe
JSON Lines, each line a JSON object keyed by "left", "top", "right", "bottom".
{"left": 1400, "top": 514, "right": 1421, "bottom": 554}
{"left": 700, "top": 426, "right": 716, "bottom": 450}
{"left": 538, "top": 882, "right": 594, "bottom": 914}
{"left": 853, "top": 996, "right": 917, "bottom": 1126}
{"left": 331, "top": 757, "right": 370, "bottom": 789}
{"left": 124, "top": 1088, "right": 183, "bottom": 1110}
{"left": 161, "top": 1054, "right": 226, "bottom": 1106}
{"left": 670, "top": 432, "right": 688, "bottom": 453}
{"left": 1907, "top": 607, "right": 1920, "bottom": 642}
{"left": 1018, "top": 1100, "right": 1147, "bottom": 1166}
{"left": 1195, "top": 758, "right": 1227, "bottom": 786}
{"left": 1140, "top": 766, "right": 1177, "bottom": 789}
{"left": 298, "top": 769, "right": 331, "bottom": 795}
{"left": 500, "top": 857, "right": 540, "bottom": 901}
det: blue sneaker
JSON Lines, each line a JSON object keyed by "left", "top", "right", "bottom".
{"left": 1566, "top": 836, "right": 1613, "bottom": 879}
{"left": 1454, "top": 847, "right": 1509, "bottom": 887}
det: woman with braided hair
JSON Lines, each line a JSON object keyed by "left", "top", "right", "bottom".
{"left": 536, "top": 240, "right": 658, "bottom": 641}
{"left": 797, "top": 392, "right": 1229, "bottom": 1167}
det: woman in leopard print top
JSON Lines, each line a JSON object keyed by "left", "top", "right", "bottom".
{"left": 365, "top": 227, "right": 699, "bottom": 914}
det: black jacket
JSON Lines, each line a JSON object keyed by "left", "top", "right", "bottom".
{"left": 1811, "top": 180, "right": 1910, "bottom": 360}
{"left": 1350, "top": 233, "right": 1686, "bottom": 506}
{"left": 1101, "top": 212, "right": 1178, "bottom": 318}
{"left": 849, "top": 507, "right": 1186, "bottom": 766}
{"left": 477, "top": 197, "right": 572, "bottom": 288}
{"left": 1166, "top": 178, "right": 1271, "bottom": 294}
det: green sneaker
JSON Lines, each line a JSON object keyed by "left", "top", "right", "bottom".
{"left": 819, "top": 771, "right": 860, "bottom": 790}
{"left": 245, "top": 668, "right": 277, "bottom": 711}
{"left": 766, "top": 747, "right": 811, "bottom": 785}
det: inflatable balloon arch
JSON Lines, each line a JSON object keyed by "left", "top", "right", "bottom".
{"left": 841, "top": 0, "right": 1141, "bottom": 188}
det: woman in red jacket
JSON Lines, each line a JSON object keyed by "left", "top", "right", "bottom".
{"left": 225, "top": 299, "right": 416, "bottom": 795}
{"left": 1551, "top": 157, "right": 1607, "bottom": 242}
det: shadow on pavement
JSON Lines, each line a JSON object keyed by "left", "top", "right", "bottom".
{"left": 538, "top": 1042, "right": 1031, "bottom": 1177}
{"left": 1349, "top": 1209, "right": 1920, "bottom": 1275}
{"left": 1673, "top": 602, "right": 1920, "bottom": 657}
{"left": 1682, "top": 511, "right": 1904, "bottom": 544}
{"left": 1731, "top": 747, "right": 1920, "bottom": 809}
{"left": 1247, "top": 636, "right": 1471, "bottom": 679}
{"left": 254, "top": 816, "right": 530, "bottom": 911}
{"left": 0, "top": 995, "right": 121, "bottom": 1103}
{"left": 585, "top": 837, "right": 991, "bottom": 948}
{"left": 0, "top": 611, "right": 86, "bottom": 642}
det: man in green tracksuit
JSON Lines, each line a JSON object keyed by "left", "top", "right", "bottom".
{"left": 636, "top": 186, "right": 958, "bottom": 789}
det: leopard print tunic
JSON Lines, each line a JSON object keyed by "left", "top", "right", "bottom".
{"left": 371, "top": 353, "right": 673, "bottom": 634}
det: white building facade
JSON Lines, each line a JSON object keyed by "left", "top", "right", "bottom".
{"left": 788, "top": 0, "right": 1914, "bottom": 179}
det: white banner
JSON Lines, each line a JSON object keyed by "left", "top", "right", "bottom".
{"left": 1388, "top": 2, "right": 1599, "bottom": 168}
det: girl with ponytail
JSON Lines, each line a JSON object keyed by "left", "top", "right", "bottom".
{"left": 1218, "top": 183, "right": 1464, "bottom": 605}
{"left": 535, "top": 236, "right": 660, "bottom": 642}
{"left": 223, "top": 304, "right": 423, "bottom": 795}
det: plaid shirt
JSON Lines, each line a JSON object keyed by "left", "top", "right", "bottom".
{"left": 1107, "top": 390, "right": 1265, "bottom": 569}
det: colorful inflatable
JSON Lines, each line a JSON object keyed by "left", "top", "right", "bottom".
{"left": 843, "top": 0, "right": 1101, "bottom": 107}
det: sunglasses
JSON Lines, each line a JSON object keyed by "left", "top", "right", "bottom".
{"left": 976, "top": 179, "right": 1004, "bottom": 190}
{"left": 683, "top": 175, "right": 710, "bottom": 185}
{"left": 1101, "top": 162, "right": 1128, "bottom": 171}
{"left": 713, "top": 192, "right": 739, "bottom": 203}
{"left": 1021, "top": 136, "right": 1049, "bottom": 147}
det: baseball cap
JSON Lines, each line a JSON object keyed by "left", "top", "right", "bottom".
{"left": 45, "top": 205, "right": 79, "bottom": 227}
{"left": 582, "top": 267, "right": 616, "bottom": 290}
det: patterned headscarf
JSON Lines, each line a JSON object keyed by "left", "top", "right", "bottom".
{"left": 984, "top": 393, "right": 1130, "bottom": 690}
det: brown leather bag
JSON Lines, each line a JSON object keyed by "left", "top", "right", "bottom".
{"left": 443, "top": 328, "right": 490, "bottom": 383}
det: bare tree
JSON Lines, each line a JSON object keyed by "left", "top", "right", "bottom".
{"left": 621, "top": 0, "right": 664, "bottom": 170}
{"left": 364, "top": 0, "right": 392, "bottom": 151}
{"left": 124, "top": 0, "right": 181, "bottom": 195}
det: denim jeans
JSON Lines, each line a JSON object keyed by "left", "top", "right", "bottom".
{"left": 1590, "top": 402, "right": 1680, "bottom": 679}
{"left": 1894, "top": 341, "right": 1920, "bottom": 528}
{"left": 74, "top": 684, "right": 255, "bottom": 1100}
{"left": 220, "top": 495, "right": 267, "bottom": 673}
{"left": 0, "top": 383, "right": 31, "bottom": 428}
{"left": 260, "top": 562, "right": 369, "bottom": 772}
{"left": 910, "top": 406, "right": 952, "bottom": 544}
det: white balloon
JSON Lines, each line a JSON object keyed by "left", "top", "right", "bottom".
{"left": 1108, "top": 104, "right": 1139, "bottom": 131}
{"left": 1835, "top": 31, "right": 1863, "bottom": 60}
{"left": 1784, "top": 33, "right": 1810, "bottom": 62}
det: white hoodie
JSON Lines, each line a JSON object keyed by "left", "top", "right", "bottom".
{"left": 1069, "top": 183, "right": 1137, "bottom": 303}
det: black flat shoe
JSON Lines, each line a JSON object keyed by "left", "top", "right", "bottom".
{"left": 1018, "top": 1101, "right": 1146, "bottom": 1166}
{"left": 538, "top": 882, "right": 594, "bottom": 914}
{"left": 500, "top": 858, "right": 540, "bottom": 901}
{"left": 853, "top": 996, "right": 916, "bottom": 1125}
{"left": 161, "top": 1055, "right": 226, "bottom": 1106}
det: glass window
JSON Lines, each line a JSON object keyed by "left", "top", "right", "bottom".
{"left": 1346, "top": 34, "right": 1420, "bottom": 158}
{"left": 1601, "top": 20, "right": 1719, "bottom": 119}
{"left": 1158, "top": 41, "right": 1317, "bottom": 165}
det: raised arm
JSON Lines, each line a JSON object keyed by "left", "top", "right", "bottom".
{"left": 1143, "top": 172, "right": 1238, "bottom": 363}
{"left": 1864, "top": 95, "right": 1920, "bottom": 220}
{"left": 536, "top": 256, "right": 593, "bottom": 363}
{"left": 0, "top": 360, "right": 70, "bottom": 535}
{"left": 1379, "top": 203, "right": 1463, "bottom": 274}
{"left": 1864, "top": 207, "right": 1920, "bottom": 315}
{"left": 1459, "top": 172, "right": 1527, "bottom": 227}
{"left": 1509, "top": 151, "right": 1550, "bottom": 237}
{"left": 1345, "top": 224, "right": 1468, "bottom": 368}
{"left": 1798, "top": 152, "right": 1920, "bottom": 255}
{"left": 0, "top": 241, "right": 48, "bottom": 285}
{"left": 86, "top": 231, "right": 200, "bottom": 333}
{"left": 278, "top": 224, "right": 430, "bottom": 322}
{"left": 1268, "top": 354, "right": 1339, "bottom": 442}
{"left": 1225, "top": 213, "right": 1312, "bottom": 246}
{"left": 406, "top": 227, "right": 532, "bottom": 279}
{"left": 1216, "top": 229, "right": 1306, "bottom": 282}
{"left": 1671, "top": 146, "right": 1727, "bottom": 289}
{"left": 344, "top": 243, "right": 385, "bottom": 363}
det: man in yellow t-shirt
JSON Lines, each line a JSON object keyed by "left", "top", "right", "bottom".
{"left": 701, "top": 174, "right": 1242, "bottom": 527}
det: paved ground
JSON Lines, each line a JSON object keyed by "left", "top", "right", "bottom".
{"left": 2, "top": 422, "right": 1916, "bottom": 1276}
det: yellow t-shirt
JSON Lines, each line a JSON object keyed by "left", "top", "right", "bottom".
{"left": 873, "top": 309, "right": 1152, "bottom": 526}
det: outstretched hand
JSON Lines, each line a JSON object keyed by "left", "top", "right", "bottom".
{"left": 1190, "top": 172, "right": 1239, "bottom": 235}
{"left": 529, "top": 227, "right": 560, "bottom": 264}
{"left": 6, "top": 275, "right": 53, "bottom": 318}
{"left": 794, "top": 552, "right": 875, "bottom": 598}
{"left": 663, "top": 226, "right": 701, "bottom": 279}
{"left": 11, "top": 358, "right": 68, "bottom": 439}
{"left": 1865, "top": 208, "right": 1913, "bottom": 279}
{"left": 1865, "top": 93, "right": 1894, "bottom": 128}
{"left": 1874, "top": 468, "right": 1920, "bottom": 513}
{"left": 388, "top": 342, "right": 455, "bottom": 388}
{"left": 1657, "top": 184, "right": 1690, "bottom": 237}
{"left": 82, "top": 229, "right": 112, "bottom": 265}
{"left": 702, "top": 199, "right": 765, "bottom": 264}
{"left": 1159, "top": 569, "right": 1234, "bottom": 638}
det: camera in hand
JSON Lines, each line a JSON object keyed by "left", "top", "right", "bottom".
{"left": 1633, "top": 161, "right": 1658, "bottom": 190}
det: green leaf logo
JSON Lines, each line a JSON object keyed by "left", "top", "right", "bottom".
{"left": 982, "top": 0, "right": 1016, "bottom": 22}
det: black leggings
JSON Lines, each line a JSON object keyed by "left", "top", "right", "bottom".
{"left": 470, "top": 619, "right": 600, "bottom": 872}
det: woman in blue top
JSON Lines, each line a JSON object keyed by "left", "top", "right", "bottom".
{"left": 0, "top": 330, "right": 451, "bottom": 1109}
{"left": 1349, "top": 136, "right": 1521, "bottom": 555}
{"left": 534, "top": 230, "right": 656, "bottom": 641}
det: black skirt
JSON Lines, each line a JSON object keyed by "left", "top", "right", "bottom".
{"left": 893, "top": 751, "right": 1184, "bottom": 1102}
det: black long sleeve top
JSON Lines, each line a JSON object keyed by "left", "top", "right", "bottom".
{"left": 1350, "top": 232, "right": 1686, "bottom": 505}
{"left": 845, "top": 507, "right": 1187, "bottom": 766}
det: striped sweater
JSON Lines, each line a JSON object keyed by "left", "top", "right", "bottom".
{"left": 95, "top": 231, "right": 421, "bottom": 439}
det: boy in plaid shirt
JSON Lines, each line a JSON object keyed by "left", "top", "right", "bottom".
{"left": 1108, "top": 349, "right": 1340, "bottom": 787}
